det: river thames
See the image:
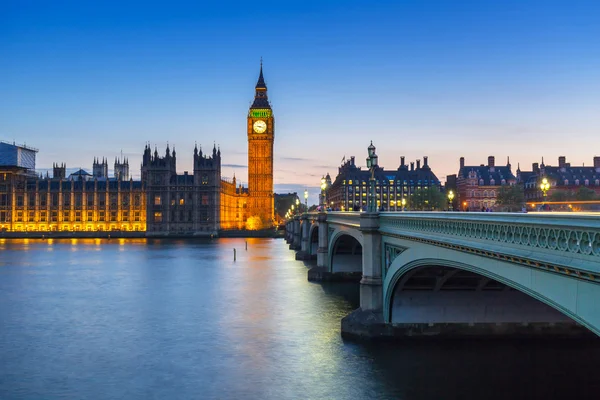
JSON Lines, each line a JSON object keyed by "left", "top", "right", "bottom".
{"left": 1, "top": 238, "right": 600, "bottom": 399}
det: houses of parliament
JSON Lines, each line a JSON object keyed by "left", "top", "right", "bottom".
{"left": 0, "top": 65, "right": 275, "bottom": 235}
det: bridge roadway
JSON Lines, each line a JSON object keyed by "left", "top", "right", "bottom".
{"left": 285, "top": 211, "right": 600, "bottom": 339}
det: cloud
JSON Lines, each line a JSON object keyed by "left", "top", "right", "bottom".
{"left": 279, "top": 157, "right": 312, "bottom": 162}
{"left": 222, "top": 164, "right": 247, "bottom": 168}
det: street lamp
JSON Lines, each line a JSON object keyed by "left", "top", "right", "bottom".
{"left": 365, "top": 141, "right": 378, "bottom": 213}
{"left": 401, "top": 197, "right": 406, "bottom": 212}
{"left": 447, "top": 190, "right": 454, "bottom": 211}
{"left": 304, "top": 189, "right": 308, "bottom": 213}
{"left": 295, "top": 198, "right": 300, "bottom": 214}
{"left": 540, "top": 177, "right": 550, "bottom": 208}
{"left": 291, "top": 204, "right": 295, "bottom": 215}
{"left": 320, "top": 176, "right": 327, "bottom": 211}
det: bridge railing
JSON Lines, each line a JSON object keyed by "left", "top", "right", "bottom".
{"left": 325, "top": 212, "right": 362, "bottom": 228}
{"left": 377, "top": 212, "right": 600, "bottom": 275}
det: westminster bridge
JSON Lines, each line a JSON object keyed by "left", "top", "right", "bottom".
{"left": 285, "top": 211, "right": 600, "bottom": 339}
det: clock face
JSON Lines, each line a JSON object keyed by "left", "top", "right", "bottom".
{"left": 253, "top": 120, "right": 267, "bottom": 133}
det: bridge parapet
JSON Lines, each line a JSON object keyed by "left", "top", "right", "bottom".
{"left": 326, "top": 212, "right": 361, "bottom": 228}
{"left": 379, "top": 212, "right": 600, "bottom": 279}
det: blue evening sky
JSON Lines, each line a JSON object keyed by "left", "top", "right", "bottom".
{"left": 2, "top": 0, "right": 599, "bottom": 202}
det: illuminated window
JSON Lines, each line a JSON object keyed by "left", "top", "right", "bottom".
{"left": 75, "top": 211, "right": 81, "bottom": 222}
{"left": 51, "top": 211, "right": 58, "bottom": 222}
{"left": 154, "top": 212, "right": 162, "bottom": 222}
{"left": 87, "top": 211, "right": 93, "bottom": 221}
{"left": 134, "top": 194, "right": 141, "bottom": 206}
{"left": 122, "top": 211, "right": 129, "bottom": 221}
{"left": 40, "top": 211, "right": 47, "bottom": 222}
{"left": 179, "top": 198, "right": 184, "bottom": 205}
{"left": 202, "top": 174, "right": 209, "bottom": 185}
{"left": 134, "top": 212, "right": 140, "bottom": 222}
{"left": 63, "top": 211, "right": 70, "bottom": 221}
{"left": 16, "top": 211, "right": 23, "bottom": 222}
{"left": 99, "top": 211, "right": 105, "bottom": 221}
{"left": 154, "top": 195, "right": 161, "bottom": 205}
{"left": 110, "top": 212, "right": 117, "bottom": 222}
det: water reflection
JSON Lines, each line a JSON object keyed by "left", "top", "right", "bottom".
{"left": 0, "top": 239, "right": 599, "bottom": 399}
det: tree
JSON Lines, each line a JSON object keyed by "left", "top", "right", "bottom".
{"left": 549, "top": 190, "right": 571, "bottom": 202}
{"left": 408, "top": 187, "right": 446, "bottom": 211}
{"left": 495, "top": 185, "right": 524, "bottom": 212}
{"left": 576, "top": 187, "right": 596, "bottom": 201}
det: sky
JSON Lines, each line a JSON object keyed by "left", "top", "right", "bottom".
{"left": 1, "top": 0, "right": 599, "bottom": 204}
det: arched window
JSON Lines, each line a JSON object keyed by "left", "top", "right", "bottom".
{"left": 564, "top": 179, "right": 569, "bottom": 185}
{"left": 585, "top": 179, "right": 589, "bottom": 186}
{"left": 501, "top": 179, "right": 506, "bottom": 185}
{"left": 479, "top": 178, "right": 484, "bottom": 185}
{"left": 483, "top": 190, "right": 489, "bottom": 197}
{"left": 596, "top": 179, "right": 600, "bottom": 186}
{"left": 575, "top": 179, "right": 580, "bottom": 185}
{"left": 490, "top": 179, "right": 495, "bottom": 185}
{"left": 491, "top": 190, "right": 496, "bottom": 197}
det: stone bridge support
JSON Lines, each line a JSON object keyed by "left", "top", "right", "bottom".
{"left": 295, "top": 215, "right": 311, "bottom": 260}
{"left": 308, "top": 212, "right": 330, "bottom": 281}
{"left": 341, "top": 212, "right": 388, "bottom": 338}
{"left": 290, "top": 216, "right": 301, "bottom": 250}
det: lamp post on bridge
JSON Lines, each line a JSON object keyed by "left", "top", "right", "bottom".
{"left": 365, "top": 141, "right": 378, "bottom": 213}
{"left": 320, "top": 176, "right": 327, "bottom": 211}
{"left": 295, "top": 198, "right": 300, "bottom": 215}
{"left": 304, "top": 189, "right": 308, "bottom": 214}
{"left": 447, "top": 190, "right": 454, "bottom": 211}
{"left": 540, "top": 178, "right": 550, "bottom": 209}
{"left": 401, "top": 197, "right": 406, "bottom": 212}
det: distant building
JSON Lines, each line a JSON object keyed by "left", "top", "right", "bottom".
{"left": 326, "top": 146, "right": 442, "bottom": 211}
{"left": 456, "top": 156, "right": 516, "bottom": 211}
{"left": 518, "top": 156, "right": 600, "bottom": 203}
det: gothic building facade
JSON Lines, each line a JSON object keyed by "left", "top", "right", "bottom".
{"left": 0, "top": 64, "right": 276, "bottom": 235}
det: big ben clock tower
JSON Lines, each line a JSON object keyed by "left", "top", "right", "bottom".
{"left": 247, "top": 62, "right": 274, "bottom": 228}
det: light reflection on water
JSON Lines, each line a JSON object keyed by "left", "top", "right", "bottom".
{"left": 1, "top": 238, "right": 600, "bottom": 399}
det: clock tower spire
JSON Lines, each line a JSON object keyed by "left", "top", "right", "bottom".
{"left": 247, "top": 61, "right": 275, "bottom": 229}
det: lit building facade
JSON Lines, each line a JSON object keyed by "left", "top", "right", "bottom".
{"left": 247, "top": 63, "right": 275, "bottom": 229}
{"left": 1, "top": 64, "right": 277, "bottom": 234}
{"left": 0, "top": 143, "right": 146, "bottom": 232}
{"left": 326, "top": 154, "right": 442, "bottom": 211}
{"left": 456, "top": 156, "right": 516, "bottom": 211}
{"left": 519, "top": 156, "right": 600, "bottom": 203}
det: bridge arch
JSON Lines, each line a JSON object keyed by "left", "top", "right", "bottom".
{"left": 328, "top": 230, "right": 363, "bottom": 274}
{"left": 308, "top": 222, "right": 319, "bottom": 258}
{"left": 383, "top": 243, "right": 600, "bottom": 336}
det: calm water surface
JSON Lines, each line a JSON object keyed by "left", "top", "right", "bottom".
{"left": 1, "top": 238, "right": 600, "bottom": 399}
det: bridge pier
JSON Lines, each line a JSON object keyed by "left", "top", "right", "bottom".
{"left": 341, "top": 212, "right": 390, "bottom": 339}
{"left": 295, "top": 215, "right": 311, "bottom": 260}
{"left": 289, "top": 216, "right": 301, "bottom": 250}
{"left": 308, "top": 212, "right": 331, "bottom": 281}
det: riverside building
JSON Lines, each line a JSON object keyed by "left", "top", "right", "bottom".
{"left": 0, "top": 64, "right": 277, "bottom": 235}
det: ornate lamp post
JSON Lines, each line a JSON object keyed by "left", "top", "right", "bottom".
{"left": 540, "top": 177, "right": 550, "bottom": 208}
{"left": 401, "top": 197, "right": 406, "bottom": 212}
{"left": 304, "top": 189, "right": 308, "bottom": 213}
{"left": 320, "top": 176, "right": 327, "bottom": 211}
{"left": 365, "top": 141, "right": 378, "bottom": 213}
{"left": 447, "top": 190, "right": 454, "bottom": 211}
{"left": 291, "top": 204, "right": 295, "bottom": 216}
{"left": 295, "top": 198, "right": 300, "bottom": 214}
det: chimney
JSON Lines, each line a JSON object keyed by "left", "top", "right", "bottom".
{"left": 410, "top": 162, "right": 414, "bottom": 171}
{"left": 533, "top": 162, "right": 539, "bottom": 173}
{"left": 423, "top": 156, "right": 428, "bottom": 167}
{"left": 488, "top": 156, "right": 495, "bottom": 167}
{"left": 350, "top": 156, "right": 355, "bottom": 166}
{"left": 400, "top": 156, "right": 405, "bottom": 167}
{"left": 460, "top": 157, "right": 465, "bottom": 169}
{"left": 558, "top": 156, "right": 566, "bottom": 168}
{"left": 416, "top": 159, "right": 421, "bottom": 169}
{"left": 594, "top": 156, "right": 600, "bottom": 171}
